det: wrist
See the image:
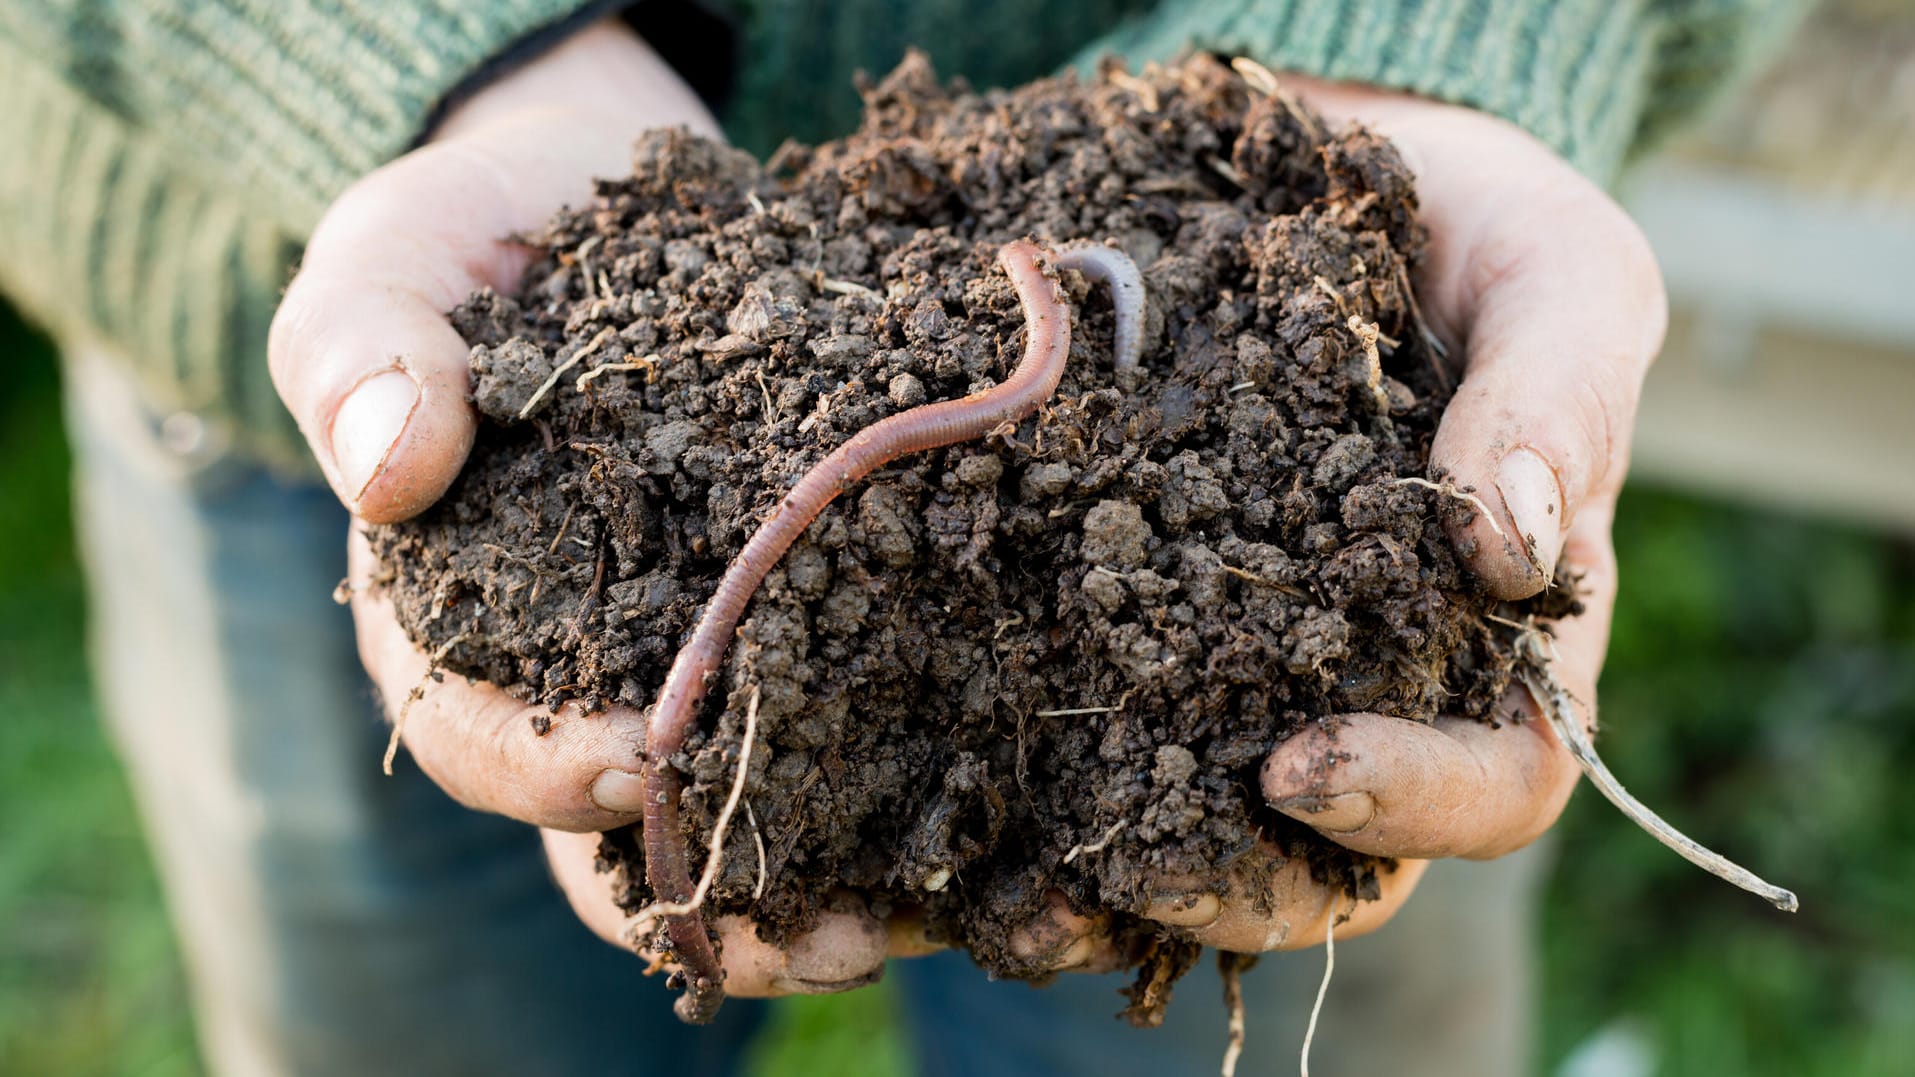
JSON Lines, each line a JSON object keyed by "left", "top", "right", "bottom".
{"left": 431, "top": 18, "right": 723, "bottom": 146}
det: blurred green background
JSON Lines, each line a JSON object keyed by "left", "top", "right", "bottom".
{"left": 4, "top": 287, "right": 1912, "bottom": 1075}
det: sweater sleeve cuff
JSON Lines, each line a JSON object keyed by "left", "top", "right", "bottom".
{"left": 106, "top": 1, "right": 607, "bottom": 229}
{"left": 1074, "top": 0, "right": 1668, "bottom": 184}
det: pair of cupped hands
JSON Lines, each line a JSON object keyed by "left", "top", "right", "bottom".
{"left": 270, "top": 21, "right": 1663, "bottom": 995}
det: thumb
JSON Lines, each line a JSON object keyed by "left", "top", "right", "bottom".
{"left": 268, "top": 24, "right": 719, "bottom": 523}
{"left": 1428, "top": 182, "right": 1666, "bottom": 599}
{"left": 268, "top": 119, "right": 626, "bottom": 523}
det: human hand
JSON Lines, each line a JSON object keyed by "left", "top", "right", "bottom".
{"left": 1015, "top": 74, "right": 1663, "bottom": 968}
{"left": 275, "top": 21, "right": 905, "bottom": 996}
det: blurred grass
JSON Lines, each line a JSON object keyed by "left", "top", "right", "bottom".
{"left": 2, "top": 296, "right": 1911, "bottom": 1075}
{"left": 0, "top": 309, "right": 198, "bottom": 1075}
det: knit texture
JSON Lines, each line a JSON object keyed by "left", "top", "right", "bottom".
{"left": 1076, "top": 0, "right": 1810, "bottom": 181}
{"left": 0, "top": 0, "right": 1807, "bottom": 471}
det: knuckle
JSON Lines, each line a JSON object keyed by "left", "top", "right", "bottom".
{"left": 265, "top": 280, "right": 324, "bottom": 393}
{"left": 484, "top": 703, "right": 578, "bottom": 814}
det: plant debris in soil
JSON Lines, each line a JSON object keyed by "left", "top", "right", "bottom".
{"left": 368, "top": 52, "right": 1583, "bottom": 1023}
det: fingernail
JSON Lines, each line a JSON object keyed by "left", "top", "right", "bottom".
{"left": 770, "top": 969, "right": 884, "bottom": 995}
{"left": 590, "top": 768, "right": 648, "bottom": 814}
{"left": 1145, "top": 891, "right": 1223, "bottom": 927}
{"left": 1494, "top": 447, "right": 1565, "bottom": 581}
{"left": 1273, "top": 791, "right": 1376, "bottom": 833}
{"left": 332, "top": 370, "right": 419, "bottom": 501}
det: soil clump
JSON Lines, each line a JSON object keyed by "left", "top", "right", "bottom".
{"left": 370, "top": 53, "right": 1579, "bottom": 1021}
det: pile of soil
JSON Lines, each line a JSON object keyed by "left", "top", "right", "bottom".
{"left": 370, "top": 53, "right": 1576, "bottom": 1020}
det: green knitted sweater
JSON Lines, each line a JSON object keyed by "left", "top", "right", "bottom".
{"left": 0, "top": 0, "right": 1804, "bottom": 472}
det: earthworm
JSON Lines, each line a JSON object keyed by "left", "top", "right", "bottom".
{"left": 1054, "top": 239, "right": 1145, "bottom": 375}
{"left": 640, "top": 238, "right": 1143, "bottom": 1023}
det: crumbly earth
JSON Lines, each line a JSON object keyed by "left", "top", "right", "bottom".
{"left": 369, "top": 53, "right": 1578, "bottom": 1021}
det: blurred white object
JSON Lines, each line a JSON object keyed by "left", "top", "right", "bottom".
{"left": 1555, "top": 1018, "right": 1658, "bottom": 1077}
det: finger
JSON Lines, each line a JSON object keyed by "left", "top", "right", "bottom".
{"left": 269, "top": 27, "right": 719, "bottom": 523}
{"left": 1290, "top": 79, "right": 1663, "bottom": 598}
{"left": 349, "top": 529, "right": 651, "bottom": 831}
{"left": 544, "top": 831, "right": 890, "bottom": 996}
{"left": 1421, "top": 155, "right": 1665, "bottom": 598}
{"left": 1264, "top": 501, "right": 1619, "bottom": 860}
{"left": 713, "top": 899, "right": 890, "bottom": 997}
{"left": 270, "top": 124, "right": 602, "bottom": 523}
{"left": 1006, "top": 891, "right": 1126, "bottom": 974}
{"left": 1144, "top": 855, "right": 1426, "bottom": 952}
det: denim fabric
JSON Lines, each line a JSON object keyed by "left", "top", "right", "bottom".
{"left": 64, "top": 347, "right": 1542, "bottom": 1076}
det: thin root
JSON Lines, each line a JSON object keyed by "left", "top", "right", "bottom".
{"left": 746, "top": 800, "right": 768, "bottom": 901}
{"left": 1389, "top": 477, "right": 1511, "bottom": 545}
{"left": 625, "top": 684, "right": 765, "bottom": 938}
{"left": 1062, "top": 820, "right": 1126, "bottom": 864}
{"left": 1515, "top": 625, "right": 1799, "bottom": 912}
{"left": 575, "top": 356, "right": 658, "bottom": 392}
{"left": 1299, "top": 902, "right": 1346, "bottom": 1077}
{"left": 519, "top": 326, "right": 617, "bottom": 419}
{"left": 1220, "top": 952, "right": 1250, "bottom": 1077}
{"left": 383, "top": 631, "right": 471, "bottom": 776}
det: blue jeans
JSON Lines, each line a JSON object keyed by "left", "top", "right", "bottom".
{"left": 66, "top": 348, "right": 1543, "bottom": 1076}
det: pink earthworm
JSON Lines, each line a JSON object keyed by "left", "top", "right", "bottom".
{"left": 642, "top": 237, "right": 1143, "bottom": 1023}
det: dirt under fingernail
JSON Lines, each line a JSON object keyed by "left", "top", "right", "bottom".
{"left": 1273, "top": 791, "right": 1376, "bottom": 834}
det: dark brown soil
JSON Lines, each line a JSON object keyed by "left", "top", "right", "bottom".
{"left": 369, "top": 53, "right": 1578, "bottom": 1021}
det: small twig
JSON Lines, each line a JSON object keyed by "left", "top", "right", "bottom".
{"left": 575, "top": 357, "right": 657, "bottom": 392}
{"left": 755, "top": 370, "right": 777, "bottom": 421}
{"left": 546, "top": 503, "right": 578, "bottom": 556}
{"left": 1107, "top": 69, "right": 1160, "bottom": 112}
{"left": 1345, "top": 314, "right": 1391, "bottom": 413}
{"left": 421, "top": 577, "right": 450, "bottom": 623}
{"left": 572, "top": 549, "right": 607, "bottom": 638}
{"left": 818, "top": 277, "right": 883, "bottom": 302}
{"left": 1062, "top": 820, "right": 1126, "bottom": 864}
{"left": 1220, "top": 952, "right": 1249, "bottom": 1077}
{"left": 519, "top": 327, "right": 616, "bottom": 419}
{"left": 1397, "top": 261, "right": 1453, "bottom": 390}
{"left": 1313, "top": 276, "right": 1349, "bottom": 316}
{"left": 625, "top": 684, "right": 764, "bottom": 938}
{"left": 1222, "top": 563, "right": 1308, "bottom": 597}
{"left": 1205, "top": 154, "right": 1246, "bottom": 189}
{"left": 1232, "top": 56, "right": 1323, "bottom": 142}
{"left": 383, "top": 631, "right": 471, "bottom": 776}
{"left": 1515, "top": 629, "right": 1800, "bottom": 912}
{"left": 1036, "top": 686, "right": 1135, "bottom": 720}
{"left": 1230, "top": 55, "right": 1281, "bottom": 97}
